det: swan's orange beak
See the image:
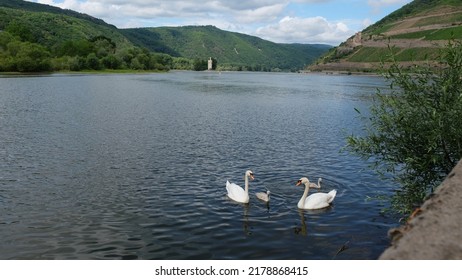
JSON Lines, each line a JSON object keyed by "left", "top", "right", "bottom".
{"left": 250, "top": 174, "right": 255, "bottom": 180}
{"left": 296, "top": 180, "right": 302, "bottom": 186}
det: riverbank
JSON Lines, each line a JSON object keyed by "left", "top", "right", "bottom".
{"left": 0, "top": 69, "right": 168, "bottom": 76}
{"left": 380, "top": 160, "right": 462, "bottom": 259}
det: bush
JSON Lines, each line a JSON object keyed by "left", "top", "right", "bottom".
{"left": 346, "top": 41, "right": 462, "bottom": 216}
{"left": 86, "top": 53, "right": 101, "bottom": 70}
{"left": 0, "top": 29, "right": 174, "bottom": 72}
{"left": 11, "top": 41, "right": 51, "bottom": 72}
{"left": 101, "top": 54, "right": 121, "bottom": 69}
{"left": 193, "top": 58, "right": 207, "bottom": 71}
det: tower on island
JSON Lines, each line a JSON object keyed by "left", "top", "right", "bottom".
{"left": 207, "top": 57, "right": 213, "bottom": 70}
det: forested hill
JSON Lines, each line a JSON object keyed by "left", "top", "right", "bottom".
{"left": 0, "top": 0, "right": 331, "bottom": 72}
{"left": 0, "top": 0, "right": 110, "bottom": 26}
{"left": 0, "top": 0, "right": 132, "bottom": 50}
{"left": 0, "top": 0, "right": 148, "bottom": 72}
{"left": 310, "top": 0, "right": 462, "bottom": 72}
{"left": 121, "top": 26, "right": 331, "bottom": 71}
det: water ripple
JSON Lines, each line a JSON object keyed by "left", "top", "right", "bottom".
{"left": 0, "top": 72, "right": 397, "bottom": 259}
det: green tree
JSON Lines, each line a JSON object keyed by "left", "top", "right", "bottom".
{"left": 0, "top": 31, "right": 15, "bottom": 50}
{"left": 346, "top": 41, "right": 462, "bottom": 216}
{"left": 8, "top": 41, "right": 51, "bottom": 72}
{"left": 69, "top": 56, "right": 87, "bottom": 71}
{"left": 86, "top": 53, "right": 101, "bottom": 70}
{"left": 211, "top": 57, "right": 218, "bottom": 70}
{"left": 57, "top": 40, "right": 94, "bottom": 57}
{"left": 89, "top": 35, "right": 116, "bottom": 58}
{"left": 130, "top": 57, "right": 143, "bottom": 70}
{"left": 101, "top": 54, "right": 121, "bottom": 69}
{"left": 5, "top": 20, "right": 36, "bottom": 42}
{"left": 172, "top": 57, "right": 192, "bottom": 70}
{"left": 151, "top": 53, "right": 172, "bottom": 70}
{"left": 193, "top": 58, "right": 207, "bottom": 71}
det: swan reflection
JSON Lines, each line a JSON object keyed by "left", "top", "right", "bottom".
{"left": 294, "top": 209, "right": 308, "bottom": 236}
{"left": 242, "top": 203, "right": 252, "bottom": 236}
{"left": 294, "top": 207, "right": 333, "bottom": 236}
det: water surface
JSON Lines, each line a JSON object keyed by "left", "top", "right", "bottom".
{"left": 0, "top": 71, "right": 397, "bottom": 259}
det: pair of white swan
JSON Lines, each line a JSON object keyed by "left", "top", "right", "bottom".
{"left": 226, "top": 170, "right": 336, "bottom": 209}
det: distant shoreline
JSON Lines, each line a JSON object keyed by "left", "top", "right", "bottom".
{"left": 0, "top": 69, "right": 385, "bottom": 77}
{"left": 0, "top": 69, "right": 168, "bottom": 77}
{"left": 300, "top": 70, "right": 382, "bottom": 77}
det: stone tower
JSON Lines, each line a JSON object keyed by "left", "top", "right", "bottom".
{"left": 207, "top": 57, "right": 213, "bottom": 70}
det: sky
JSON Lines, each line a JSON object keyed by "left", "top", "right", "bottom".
{"left": 26, "top": 0, "right": 413, "bottom": 45}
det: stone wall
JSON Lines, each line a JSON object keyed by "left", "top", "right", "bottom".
{"left": 380, "top": 160, "right": 462, "bottom": 259}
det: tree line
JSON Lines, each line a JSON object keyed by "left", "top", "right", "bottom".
{"left": 0, "top": 28, "right": 216, "bottom": 72}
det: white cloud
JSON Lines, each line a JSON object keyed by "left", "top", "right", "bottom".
{"left": 28, "top": 1, "right": 385, "bottom": 45}
{"left": 234, "top": 3, "right": 287, "bottom": 24}
{"left": 367, "top": 0, "right": 411, "bottom": 14}
{"left": 256, "top": 16, "right": 353, "bottom": 45}
{"left": 34, "top": 0, "right": 289, "bottom": 18}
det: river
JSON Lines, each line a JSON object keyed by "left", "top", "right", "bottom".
{"left": 0, "top": 71, "right": 397, "bottom": 259}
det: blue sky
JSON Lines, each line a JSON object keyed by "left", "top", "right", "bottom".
{"left": 27, "top": 0, "right": 413, "bottom": 45}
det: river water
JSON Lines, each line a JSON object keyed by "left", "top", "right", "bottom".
{"left": 0, "top": 71, "right": 397, "bottom": 259}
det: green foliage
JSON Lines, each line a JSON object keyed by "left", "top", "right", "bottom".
{"left": 56, "top": 39, "right": 94, "bottom": 57}
{"left": 0, "top": 1, "right": 329, "bottom": 72}
{"left": 0, "top": 6, "right": 132, "bottom": 51}
{"left": 0, "top": 1, "right": 172, "bottom": 72}
{"left": 364, "top": 0, "right": 462, "bottom": 34}
{"left": 411, "top": 12, "right": 462, "bottom": 28}
{"left": 122, "top": 26, "right": 331, "bottom": 72}
{"left": 193, "top": 58, "right": 208, "bottom": 71}
{"left": 5, "top": 19, "right": 37, "bottom": 42}
{"left": 0, "top": 32, "right": 51, "bottom": 72}
{"left": 347, "top": 46, "right": 441, "bottom": 63}
{"left": 0, "top": 29, "right": 173, "bottom": 72}
{"left": 0, "top": 0, "right": 111, "bottom": 27}
{"left": 348, "top": 47, "right": 391, "bottom": 62}
{"left": 172, "top": 57, "right": 192, "bottom": 70}
{"left": 393, "top": 47, "right": 440, "bottom": 61}
{"left": 0, "top": 3, "right": 174, "bottom": 72}
{"left": 320, "top": 1, "right": 462, "bottom": 68}
{"left": 0, "top": 1, "right": 330, "bottom": 73}
{"left": 346, "top": 41, "right": 462, "bottom": 216}
{"left": 85, "top": 53, "right": 101, "bottom": 70}
{"left": 390, "top": 26, "right": 462, "bottom": 40}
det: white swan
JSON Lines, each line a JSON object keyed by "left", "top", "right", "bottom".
{"left": 309, "top": 178, "right": 322, "bottom": 189}
{"left": 226, "top": 170, "right": 254, "bottom": 204}
{"left": 256, "top": 190, "right": 271, "bottom": 202}
{"left": 296, "top": 177, "right": 336, "bottom": 210}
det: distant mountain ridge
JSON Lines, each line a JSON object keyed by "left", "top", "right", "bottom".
{"left": 0, "top": 0, "right": 110, "bottom": 26}
{"left": 121, "top": 25, "right": 331, "bottom": 71}
{"left": 0, "top": 0, "right": 133, "bottom": 52}
{"left": 0, "top": 0, "right": 331, "bottom": 72}
{"left": 310, "top": 0, "right": 462, "bottom": 72}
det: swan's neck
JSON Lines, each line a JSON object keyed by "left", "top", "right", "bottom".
{"left": 318, "top": 178, "right": 322, "bottom": 188}
{"left": 244, "top": 175, "right": 249, "bottom": 194}
{"left": 298, "top": 183, "right": 310, "bottom": 208}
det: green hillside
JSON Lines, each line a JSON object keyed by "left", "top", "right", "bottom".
{"left": 310, "top": 0, "right": 462, "bottom": 72}
{"left": 0, "top": 0, "right": 174, "bottom": 72}
{"left": 122, "top": 26, "right": 331, "bottom": 71}
{"left": 0, "top": 0, "right": 132, "bottom": 50}
{"left": 0, "top": 0, "right": 330, "bottom": 72}
{"left": 0, "top": 0, "right": 109, "bottom": 25}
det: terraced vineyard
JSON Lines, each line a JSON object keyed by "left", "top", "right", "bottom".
{"left": 310, "top": 0, "right": 462, "bottom": 72}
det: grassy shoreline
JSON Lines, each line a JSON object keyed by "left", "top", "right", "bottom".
{"left": 0, "top": 69, "right": 169, "bottom": 76}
